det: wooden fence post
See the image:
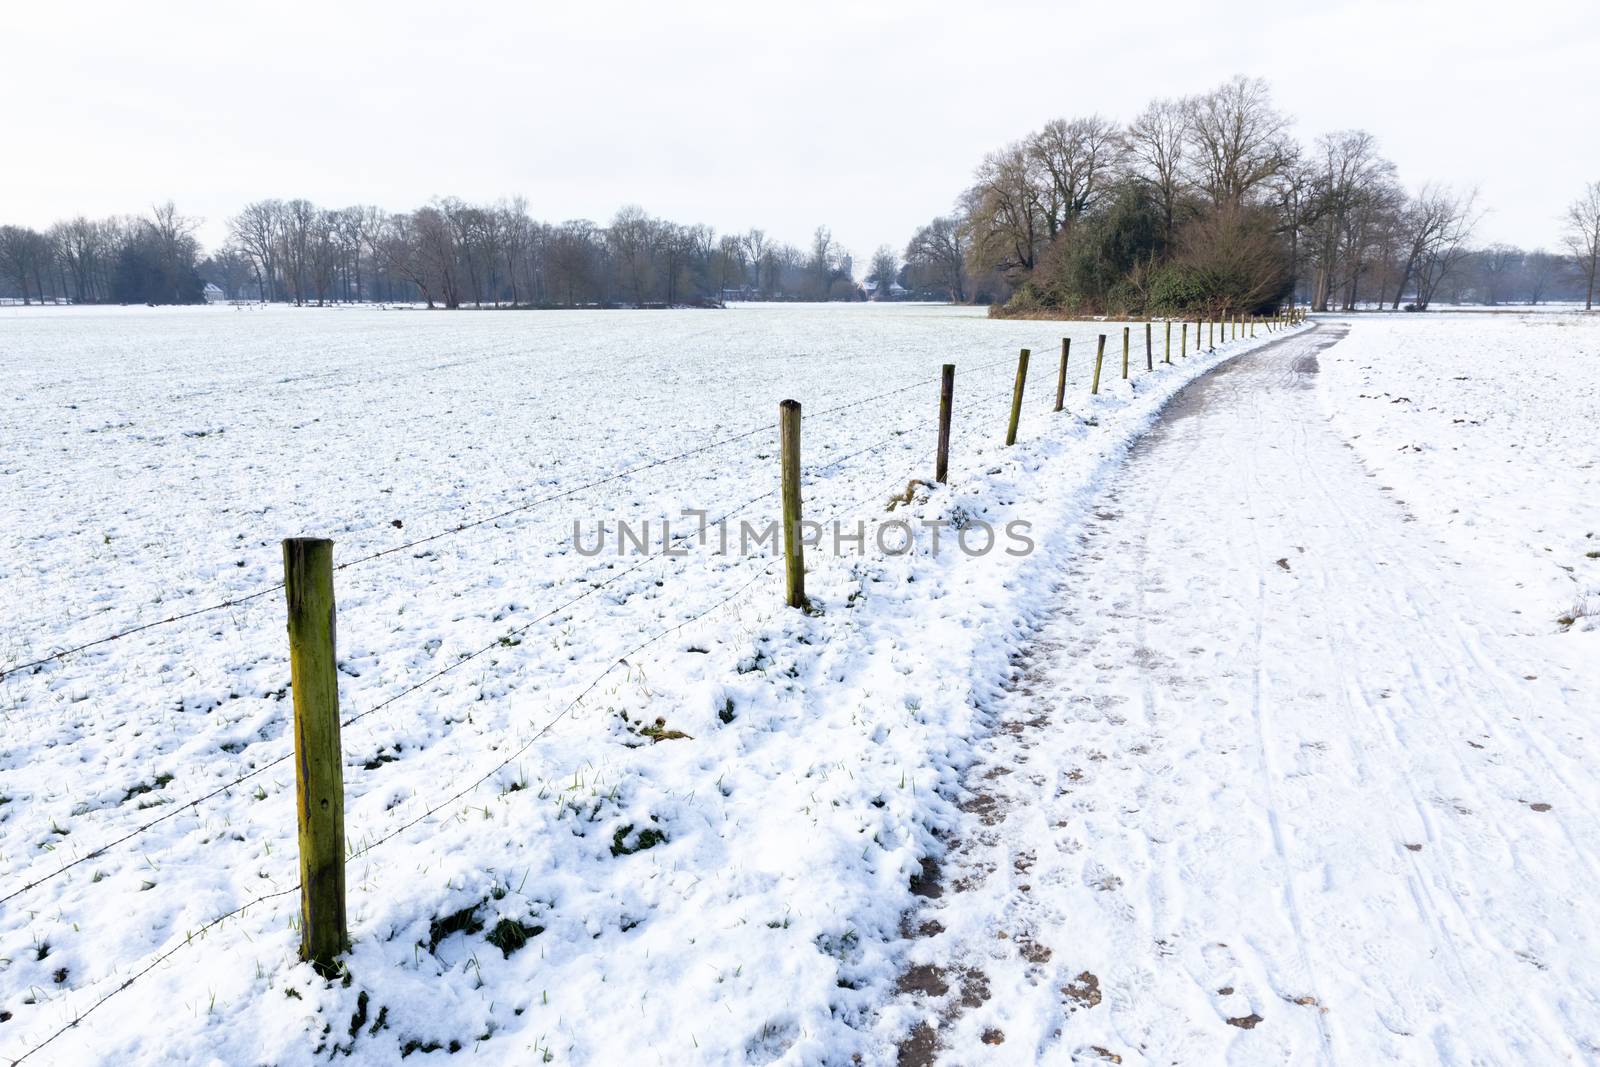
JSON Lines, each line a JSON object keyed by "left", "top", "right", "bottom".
{"left": 1092, "top": 334, "right": 1106, "bottom": 394}
{"left": 1164, "top": 320, "right": 1172, "bottom": 364}
{"left": 780, "top": 400, "right": 806, "bottom": 609}
{"left": 1054, "top": 338, "right": 1070, "bottom": 412}
{"left": 936, "top": 365, "right": 954, "bottom": 484}
{"left": 283, "top": 537, "right": 347, "bottom": 975}
{"left": 1145, "top": 322, "right": 1154, "bottom": 371}
{"left": 1121, "top": 327, "right": 1130, "bottom": 380}
{"left": 1181, "top": 322, "right": 1188, "bottom": 358}
{"left": 1005, "top": 348, "right": 1029, "bottom": 446}
{"left": 1208, "top": 317, "right": 1214, "bottom": 351}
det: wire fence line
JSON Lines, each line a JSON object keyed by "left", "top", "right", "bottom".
{"left": 0, "top": 324, "right": 1276, "bottom": 903}
{"left": 0, "top": 333, "right": 1204, "bottom": 906}
{"left": 1, "top": 312, "right": 1304, "bottom": 1064}
{"left": 2, "top": 395, "right": 991, "bottom": 1067}
{"left": 0, "top": 358, "right": 1022, "bottom": 686}
{"left": 0, "top": 395, "right": 961, "bottom": 906}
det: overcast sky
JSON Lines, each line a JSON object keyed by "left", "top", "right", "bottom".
{"left": 5, "top": 0, "right": 1596, "bottom": 263}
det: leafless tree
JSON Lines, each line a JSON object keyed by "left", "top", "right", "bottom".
{"left": 714, "top": 234, "right": 746, "bottom": 298}
{"left": 1521, "top": 249, "right": 1562, "bottom": 305}
{"left": 1185, "top": 75, "right": 1292, "bottom": 209}
{"left": 866, "top": 245, "right": 899, "bottom": 299}
{"left": 1564, "top": 180, "right": 1600, "bottom": 311}
{"left": 1306, "top": 130, "right": 1397, "bottom": 311}
{"left": 609, "top": 205, "right": 658, "bottom": 305}
{"left": 0, "top": 225, "right": 40, "bottom": 303}
{"left": 1390, "top": 185, "right": 1480, "bottom": 309}
{"left": 741, "top": 228, "right": 768, "bottom": 294}
{"left": 966, "top": 143, "right": 1045, "bottom": 279}
{"left": 1028, "top": 116, "right": 1123, "bottom": 241}
{"left": 147, "top": 201, "right": 201, "bottom": 304}
{"left": 905, "top": 215, "right": 967, "bottom": 302}
{"left": 1125, "top": 99, "right": 1189, "bottom": 244}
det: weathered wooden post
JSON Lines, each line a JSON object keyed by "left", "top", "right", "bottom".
{"left": 936, "top": 364, "right": 954, "bottom": 484}
{"left": 283, "top": 537, "right": 347, "bottom": 975}
{"left": 1121, "top": 327, "right": 1130, "bottom": 380}
{"left": 1145, "top": 322, "right": 1154, "bottom": 371}
{"left": 1054, "top": 338, "right": 1070, "bottom": 412}
{"left": 1092, "top": 334, "right": 1106, "bottom": 395}
{"left": 1181, "top": 321, "right": 1188, "bottom": 358}
{"left": 780, "top": 399, "right": 806, "bottom": 609}
{"left": 1164, "top": 320, "right": 1172, "bottom": 364}
{"left": 1208, "top": 317, "right": 1214, "bottom": 351}
{"left": 1005, "top": 348, "right": 1029, "bottom": 446}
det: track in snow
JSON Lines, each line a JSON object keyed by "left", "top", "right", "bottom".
{"left": 886, "top": 323, "right": 1600, "bottom": 1065}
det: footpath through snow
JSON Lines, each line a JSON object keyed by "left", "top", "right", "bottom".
{"left": 876, "top": 322, "right": 1600, "bottom": 1064}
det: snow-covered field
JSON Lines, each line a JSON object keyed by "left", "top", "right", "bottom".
{"left": 1316, "top": 311, "right": 1599, "bottom": 633}
{"left": 0, "top": 303, "right": 1288, "bottom": 1065}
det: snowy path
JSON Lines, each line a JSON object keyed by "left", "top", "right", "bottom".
{"left": 882, "top": 324, "right": 1600, "bottom": 1065}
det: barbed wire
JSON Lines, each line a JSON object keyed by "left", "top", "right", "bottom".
{"left": 0, "top": 337, "right": 1151, "bottom": 1064}
{"left": 5, "top": 883, "right": 301, "bottom": 1065}
{"left": 0, "top": 359, "right": 1020, "bottom": 685}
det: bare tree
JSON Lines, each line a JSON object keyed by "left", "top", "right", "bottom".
{"left": 1564, "top": 180, "right": 1600, "bottom": 311}
{"left": 905, "top": 215, "right": 967, "bottom": 302}
{"left": 0, "top": 225, "right": 40, "bottom": 303}
{"left": 809, "top": 225, "right": 842, "bottom": 300}
{"left": 1390, "top": 185, "right": 1480, "bottom": 309}
{"left": 146, "top": 201, "right": 201, "bottom": 304}
{"left": 1522, "top": 249, "right": 1562, "bottom": 305}
{"left": 1185, "top": 75, "right": 1291, "bottom": 209}
{"left": 1125, "top": 99, "right": 1189, "bottom": 244}
{"left": 608, "top": 205, "right": 657, "bottom": 305}
{"left": 866, "top": 245, "right": 899, "bottom": 299}
{"left": 1027, "top": 116, "right": 1123, "bottom": 241}
{"left": 230, "top": 199, "right": 285, "bottom": 301}
{"left": 741, "top": 228, "right": 768, "bottom": 294}
{"left": 966, "top": 143, "right": 1045, "bottom": 279}
{"left": 714, "top": 234, "right": 746, "bottom": 299}
{"left": 1306, "top": 130, "right": 1396, "bottom": 311}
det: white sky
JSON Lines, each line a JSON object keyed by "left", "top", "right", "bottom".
{"left": 3, "top": 0, "right": 1596, "bottom": 263}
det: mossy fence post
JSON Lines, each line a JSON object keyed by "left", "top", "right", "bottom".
{"left": 1181, "top": 322, "right": 1188, "bottom": 358}
{"left": 283, "top": 537, "right": 348, "bottom": 975}
{"left": 936, "top": 364, "right": 954, "bottom": 484}
{"left": 1121, "top": 327, "right": 1130, "bottom": 380}
{"left": 1092, "top": 334, "right": 1106, "bottom": 395}
{"left": 1145, "top": 322, "right": 1154, "bottom": 371}
{"left": 1164, "top": 320, "right": 1172, "bottom": 364}
{"left": 1054, "top": 338, "right": 1070, "bottom": 412}
{"left": 1006, "top": 348, "right": 1029, "bottom": 446}
{"left": 779, "top": 399, "right": 806, "bottom": 609}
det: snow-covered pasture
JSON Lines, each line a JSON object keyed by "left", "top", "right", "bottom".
{"left": 0, "top": 302, "right": 1292, "bottom": 1065}
{"left": 1317, "top": 311, "right": 1600, "bottom": 634}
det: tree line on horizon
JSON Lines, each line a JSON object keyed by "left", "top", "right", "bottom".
{"left": 0, "top": 199, "right": 879, "bottom": 308}
{"left": 899, "top": 75, "right": 1600, "bottom": 314}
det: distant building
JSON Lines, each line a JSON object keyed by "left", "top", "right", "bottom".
{"left": 862, "top": 279, "right": 911, "bottom": 301}
{"left": 202, "top": 283, "right": 226, "bottom": 304}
